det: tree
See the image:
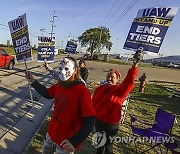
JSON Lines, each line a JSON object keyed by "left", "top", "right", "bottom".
{"left": 78, "top": 27, "right": 113, "bottom": 57}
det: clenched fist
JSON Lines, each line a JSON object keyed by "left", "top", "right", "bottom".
{"left": 25, "top": 71, "right": 35, "bottom": 83}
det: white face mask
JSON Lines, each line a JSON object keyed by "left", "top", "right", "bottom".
{"left": 58, "top": 58, "right": 75, "bottom": 81}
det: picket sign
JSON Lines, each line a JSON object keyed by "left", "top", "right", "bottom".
{"left": 123, "top": 7, "right": 178, "bottom": 53}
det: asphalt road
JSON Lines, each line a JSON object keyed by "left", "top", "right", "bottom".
{"left": 86, "top": 60, "right": 180, "bottom": 83}
{"left": 0, "top": 54, "right": 179, "bottom": 153}
{"left": 0, "top": 54, "right": 180, "bottom": 89}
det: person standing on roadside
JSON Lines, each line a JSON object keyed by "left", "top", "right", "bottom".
{"left": 92, "top": 50, "right": 143, "bottom": 154}
{"left": 25, "top": 56, "right": 95, "bottom": 154}
{"left": 78, "top": 58, "right": 89, "bottom": 83}
{"left": 44, "top": 58, "right": 89, "bottom": 84}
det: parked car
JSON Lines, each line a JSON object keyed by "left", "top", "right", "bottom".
{"left": 0, "top": 48, "right": 15, "bottom": 70}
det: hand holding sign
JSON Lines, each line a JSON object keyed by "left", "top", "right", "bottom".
{"left": 25, "top": 71, "right": 35, "bottom": 83}
{"left": 133, "top": 47, "right": 143, "bottom": 66}
{"left": 43, "top": 59, "right": 49, "bottom": 70}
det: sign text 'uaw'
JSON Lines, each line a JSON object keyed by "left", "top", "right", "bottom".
{"left": 8, "top": 13, "right": 32, "bottom": 62}
{"left": 123, "top": 7, "right": 178, "bottom": 53}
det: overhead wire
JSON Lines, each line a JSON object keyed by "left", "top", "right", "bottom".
{"left": 0, "top": 27, "right": 9, "bottom": 31}
{"left": 104, "top": 0, "right": 126, "bottom": 26}
{"left": 0, "top": 23, "right": 8, "bottom": 27}
{"left": 109, "top": 0, "right": 140, "bottom": 29}
{"left": 24, "top": 0, "right": 51, "bottom": 22}
{"left": 101, "top": 0, "right": 118, "bottom": 25}
{"left": 0, "top": 17, "right": 41, "bottom": 42}
{"left": 14, "top": 0, "right": 69, "bottom": 46}
{"left": 15, "top": 0, "right": 49, "bottom": 25}
{"left": 37, "top": 0, "right": 69, "bottom": 38}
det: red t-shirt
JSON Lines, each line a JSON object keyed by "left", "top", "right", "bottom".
{"left": 92, "top": 66, "right": 138, "bottom": 124}
{"left": 47, "top": 83, "right": 95, "bottom": 149}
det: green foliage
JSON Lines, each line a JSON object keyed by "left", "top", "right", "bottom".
{"left": 78, "top": 27, "right": 113, "bottom": 57}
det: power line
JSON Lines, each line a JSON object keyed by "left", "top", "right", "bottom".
{"left": 0, "top": 27, "right": 9, "bottom": 31}
{"left": 0, "top": 23, "right": 8, "bottom": 27}
{"left": 15, "top": 0, "right": 49, "bottom": 25}
{"left": 37, "top": 0, "right": 68, "bottom": 37}
{"left": 104, "top": 0, "right": 126, "bottom": 25}
{"left": 40, "top": 28, "right": 46, "bottom": 36}
{"left": 0, "top": 17, "right": 9, "bottom": 21}
{"left": 101, "top": 0, "right": 118, "bottom": 25}
{"left": 109, "top": 0, "right": 140, "bottom": 29}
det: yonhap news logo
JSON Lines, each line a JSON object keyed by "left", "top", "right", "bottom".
{"left": 92, "top": 131, "right": 175, "bottom": 148}
{"left": 92, "top": 131, "right": 107, "bottom": 148}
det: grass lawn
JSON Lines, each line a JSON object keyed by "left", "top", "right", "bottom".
{"left": 2, "top": 46, "right": 37, "bottom": 55}
{"left": 24, "top": 81, "right": 180, "bottom": 154}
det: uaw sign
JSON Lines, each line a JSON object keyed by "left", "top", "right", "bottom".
{"left": 123, "top": 7, "right": 178, "bottom": 53}
{"left": 8, "top": 13, "right": 32, "bottom": 62}
{"left": 37, "top": 36, "right": 55, "bottom": 62}
{"left": 64, "top": 38, "right": 78, "bottom": 54}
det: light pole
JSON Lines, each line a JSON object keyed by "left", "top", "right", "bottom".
{"left": 50, "top": 10, "right": 57, "bottom": 39}
{"left": 40, "top": 28, "right": 46, "bottom": 36}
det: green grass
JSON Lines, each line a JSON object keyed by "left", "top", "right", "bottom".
{"left": 24, "top": 82, "right": 180, "bottom": 154}
{"left": 2, "top": 46, "right": 37, "bottom": 55}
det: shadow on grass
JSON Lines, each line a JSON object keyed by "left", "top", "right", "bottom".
{"left": 131, "top": 83, "right": 180, "bottom": 115}
{"left": 25, "top": 82, "right": 180, "bottom": 154}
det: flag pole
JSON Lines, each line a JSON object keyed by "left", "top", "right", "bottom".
{"left": 24, "top": 56, "right": 34, "bottom": 104}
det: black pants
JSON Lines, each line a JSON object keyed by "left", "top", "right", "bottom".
{"left": 95, "top": 119, "right": 119, "bottom": 154}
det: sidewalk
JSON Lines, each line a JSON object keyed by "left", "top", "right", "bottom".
{"left": 0, "top": 97, "right": 53, "bottom": 154}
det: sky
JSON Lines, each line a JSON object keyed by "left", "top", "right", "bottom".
{"left": 0, "top": 0, "right": 180, "bottom": 56}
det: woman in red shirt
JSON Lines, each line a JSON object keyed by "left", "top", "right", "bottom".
{"left": 92, "top": 50, "right": 142, "bottom": 154}
{"left": 25, "top": 56, "right": 95, "bottom": 153}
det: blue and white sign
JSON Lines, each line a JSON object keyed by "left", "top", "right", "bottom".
{"left": 37, "top": 36, "right": 55, "bottom": 62}
{"left": 123, "top": 7, "right": 178, "bottom": 53}
{"left": 37, "top": 46, "right": 55, "bottom": 62}
{"left": 8, "top": 13, "right": 32, "bottom": 62}
{"left": 64, "top": 38, "right": 78, "bottom": 54}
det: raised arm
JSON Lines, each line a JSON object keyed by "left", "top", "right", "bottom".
{"left": 44, "top": 61, "right": 59, "bottom": 80}
{"left": 118, "top": 49, "right": 143, "bottom": 98}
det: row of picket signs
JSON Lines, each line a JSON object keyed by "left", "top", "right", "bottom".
{"left": 8, "top": 7, "right": 178, "bottom": 63}
{"left": 8, "top": 13, "right": 78, "bottom": 63}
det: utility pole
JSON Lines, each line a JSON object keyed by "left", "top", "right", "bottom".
{"left": 68, "top": 31, "right": 71, "bottom": 39}
{"left": 50, "top": 10, "right": 57, "bottom": 39}
{"left": 61, "top": 41, "right": 64, "bottom": 49}
{"left": 40, "top": 28, "right": 46, "bottom": 36}
{"left": 57, "top": 38, "right": 60, "bottom": 49}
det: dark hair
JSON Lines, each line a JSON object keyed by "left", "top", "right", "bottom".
{"left": 79, "top": 58, "right": 85, "bottom": 65}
